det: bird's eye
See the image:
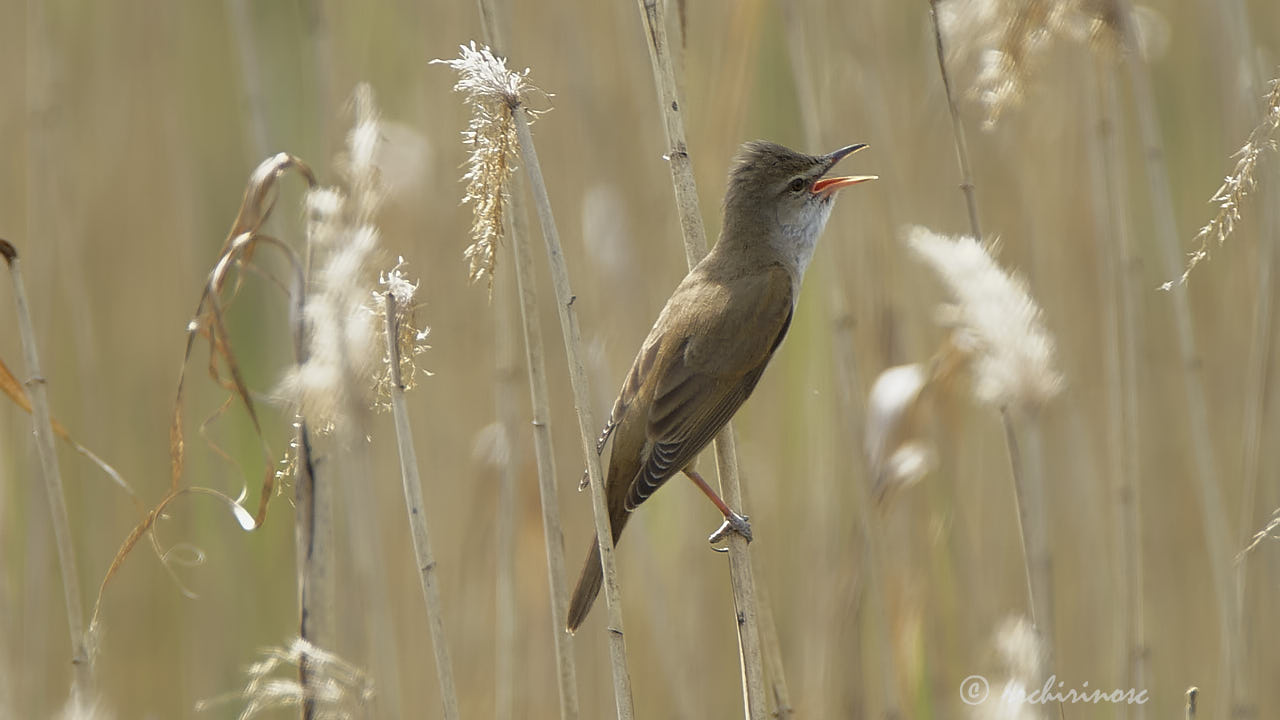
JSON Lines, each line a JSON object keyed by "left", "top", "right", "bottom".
{"left": 788, "top": 177, "right": 809, "bottom": 193}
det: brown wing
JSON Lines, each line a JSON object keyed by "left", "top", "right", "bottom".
{"left": 623, "top": 264, "right": 794, "bottom": 511}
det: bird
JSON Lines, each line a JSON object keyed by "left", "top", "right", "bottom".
{"left": 566, "top": 140, "right": 876, "bottom": 632}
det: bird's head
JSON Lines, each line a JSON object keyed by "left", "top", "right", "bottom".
{"left": 723, "top": 141, "right": 876, "bottom": 274}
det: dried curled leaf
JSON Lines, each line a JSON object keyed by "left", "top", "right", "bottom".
{"left": 94, "top": 154, "right": 315, "bottom": 627}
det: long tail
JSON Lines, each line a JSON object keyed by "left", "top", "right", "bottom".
{"left": 566, "top": 511, "right": 630, "bottom": 633}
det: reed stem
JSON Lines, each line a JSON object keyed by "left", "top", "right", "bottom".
{"left": 928, "top": 0, "right": 983, "bottom": 242}
{"left": 2, "top": 240, "right": 93, "bottom": 706}
{"left": 473, "top": 4, "right": 583, "bottom": 716}
{"left": 632, "top": 2, "right": 767, "bottom": 717}
{"left": 383, "top": 291, "right": 461, "bottom": 720}
{"left": 1115, "top": 4, "right": 1239, "bottom": 714}
{"left": 512, "top": 106, "right": 635, "bottom": 720}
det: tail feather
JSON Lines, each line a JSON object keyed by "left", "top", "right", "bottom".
{"left": 566, "top": 538, "right": 602, "bottom": 633}
{"left": 566, "top": 513, "right": 630, "bottom": 632}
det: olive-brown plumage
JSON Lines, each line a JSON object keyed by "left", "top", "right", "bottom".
{"left": 566, "top": 141, "right": 875, "bottom": 632}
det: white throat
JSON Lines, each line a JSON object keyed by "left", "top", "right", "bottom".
{"left": 771, "top": 202, "right": 835, "bottom": 290}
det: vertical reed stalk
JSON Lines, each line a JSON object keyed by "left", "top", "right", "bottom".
{"left": 290, "top": 282, "right": 331, "bottom": 720}
{"left": 225, "top": 0, "right": 270, "bottom": 160}
{"left": 383, "top": 292, "right": 461, "bottom": 720}
{"left": 492, "top": 264, "right": 520, "bottom": 720}
{"left": 507, "top": 185, "right": 582, "bottom": 720}
{"left": 1088, "top": 50, "right": 1147, "bottom": 719}
{"left": 928, "top": 9, "right": 1060, "bottom": 713}
{"left": 340, "top": 447, "right": 404, "bottom": 718}
{"left": 1114, "top": 4, "right": 1240, "bottom": 714}
{"left": 293, "top": 176, "right": 328, "bottom": 720}
{"left": 476, "top": 11, "right": 524, "bottom": 720}
{"left": 781, "top": 4, "right": 901, "bottom": 713}
{"left": 511, "top": 107, "right": 635, "bottom": 719}
{"left": 473, "top": 4, "right": 582, "bottom": 717}
{"left": 293, "top": 423, "right": 329, "bottom": 720}
{"left": 1215, "top": 5, "right": 1276, "bottom": 705}
{"left": 928, "top": 0, "right": 982, "bottom": 242}
{"left": 753, "top": 579, "right": 792, "bottom": 719}
{"left": 2, "top": 240, "right": 93, "bottom": 706}
{"left": 999, "top": 412, "right": 1052, "bottom": 635}
{"left": 831, "top": 308, "right": 901, "bottom": 719}
{"left": 632, "top": 2, "right": 767, "bottom": 717}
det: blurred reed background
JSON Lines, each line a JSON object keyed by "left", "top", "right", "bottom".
{"left": 1, "top": 0, "right": 1278, "bottom": 718}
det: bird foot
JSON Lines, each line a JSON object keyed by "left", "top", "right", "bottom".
{"left": 708, "top": 512, "right": 752, "bottom": 552}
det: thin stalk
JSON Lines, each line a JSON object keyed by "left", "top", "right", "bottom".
{"left": 294, "top": 215, "right": 331, "bottom": 720}
{"left": 928, "top": 0, "right": 983, "bottom": 242}
{"left": 753, "top": 577, "right": 792, "bottom": 720}
{"left": 507, "top": 164, "right": 582, "bottom": 719}
{"left": 831, "top": 307, "right": 901, "bottom": 719}
{"left": 300, "top": 0, "right": 335, "bottom": 157}
{"left": 480, "top": 7, "right": 521, "bottom": 719}
{"left": 999, "top": 412, "right": 1043, "bottom": 630}
{"left": 1012, "top": 413, "right": 1056, "bottom": 628}
{"left": 1001, "top": 412, "right": 1065, "bottom": 720}
{"left": 929, "top": 5, "right": 1062, "bottom": 709}
{"left": 493, "top": 270, "right": 520, "bottom": 720}
{"left": 225, "top": 0, "right": 270, "bottom": 160}
{"left": 2, "top": 240, "right": 93, "bottom": 705}
{"left": 635, "top": 0, "right": 709, "bottom": 264}
{"left": 512, "top": 107, "right": 635, "bottom": 720}
{"left": 1115, "top": 3, "right": 1239, "bottom": 714}
{"left": 474, "top": 3, "right": 582, "bottom": 717}
{"left": 632, "top": 2, "right": 767, "bottom": 717}
{"left": 338, "top": 433, "right": 403, "bottom": 719}
{"left": 383, "top": 292, "right": 461, "bottom": 720}
{"left": 1092, "top": 51, "right": 1147, "bottom": 720}
{"left": 779, "top": 0, "right": 821, "bottom": 154}
{"left": 293, "top": 422, "right": 328, "bottom": 720}
{"left": 782, "top": 3, "right": 901, "bottom": 714}
{"left": 1216, "top": 4, "right": 1276, "bottom": 707}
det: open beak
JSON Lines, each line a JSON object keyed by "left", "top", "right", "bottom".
{"left": 813, "top": 143, "right": 877, "bottom": 199}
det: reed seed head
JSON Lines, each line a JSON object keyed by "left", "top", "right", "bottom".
{"left": 372, "top": 257, "right": 432, "bottom": 410}
{"left": 938, "top": 0, "right": 1128, "bottom": 129}
{"left": 907, "top": 226, "right": 1063, "bottom": 412}
{"left": 433, "top": 42, "right": 546, "bottom": 292}
{"left": 1175, "top": 75, "right": 1280, "bottom": 286}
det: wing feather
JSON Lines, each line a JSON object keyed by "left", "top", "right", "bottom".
{"left": 622, "top": 264, "right": 794, "bottom": 511}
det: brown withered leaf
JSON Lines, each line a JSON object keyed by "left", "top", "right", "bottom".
{"left": 0, "top": 354, "right": 138, "bottom": 506}
{"left": 94, "top": 154, "right": 314, "bottom": 625}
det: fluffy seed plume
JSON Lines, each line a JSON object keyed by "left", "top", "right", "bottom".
{"left": 1176, "top": 75, "right": 1280, "bottom": 286}
{"left": 938, "top": 0, "right": 1128, "bottom": 129}
{"left": 968, "top": 616, "right": 1045, "bottom": 720}
{"left": 433, "top": 42, "right": 546, "bottom": 291}
{"left": 907, "top": 226, "right": 1063, "bottom": 411}
{"left": 277, "top": 84, "right": 389, "bottom": 430}
{"left": 866, "top": 337, "right": 969, "bottom": 503}
{"left": 866, "top": 363, "right": 937, "bottom": 502}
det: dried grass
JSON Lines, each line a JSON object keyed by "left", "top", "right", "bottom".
{"left": 1177, "top": 75, "right": 1280, "bottom": 285}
